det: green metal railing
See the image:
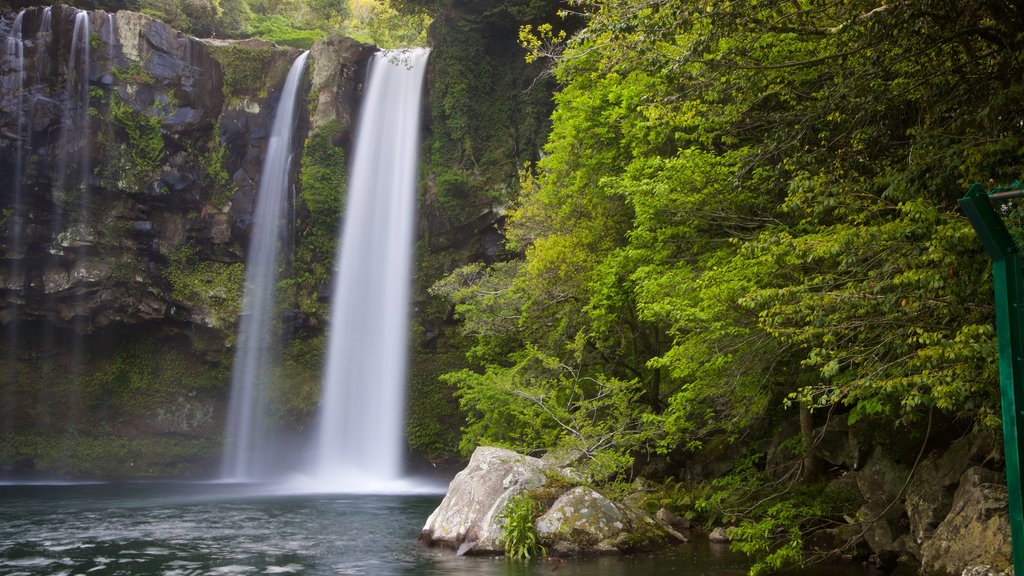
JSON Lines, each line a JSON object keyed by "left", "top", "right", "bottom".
{"left": 959, "top": 183, "right": 1024, "bottom": 576}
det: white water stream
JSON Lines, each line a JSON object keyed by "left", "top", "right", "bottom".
{"left": 221, "top": 51, "right": 310, "bottom": 480}
{"left": 302, "top": 49, "right": 430, "bottom": 492}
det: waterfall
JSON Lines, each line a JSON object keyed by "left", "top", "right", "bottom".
{"left": 2, "top": 10, "right": 26, "bottom": 439}
{"left": 222, "top": 51, "right": 310, "bottom": 481}
{"left": 56, "top": 10, "right": 90, "bottom": 211}
{"left": 306, "top": 48, "right": 429, "bottom": 492}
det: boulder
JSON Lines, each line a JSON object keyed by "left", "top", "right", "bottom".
{"left": 905, "top": 433, "right": 993, "bottom": 557}
{"left": 656, "top": 507, "right": 691, "bottom": 531}
{"left": 419, "top": 446, "right": 550, "bottom": 554}
{"left": 535, "top": 486, "right": 677, "bottom": 554}
{"left": 709, "top": 526, "right": 732, "bottom": 543}
{"left": 421, "top": 446, "right": 684, "bottom": 557}
{"left": 849, "top": 447, "right": 910, "bottom": 554}
{"left": 920, "top": 467, "right": 1012, "bottom": 576}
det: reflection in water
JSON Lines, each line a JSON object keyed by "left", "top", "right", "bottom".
{"left": 0, "top": 483, "right": 878, "bottom": 576}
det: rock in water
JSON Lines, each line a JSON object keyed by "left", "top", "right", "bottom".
{"left": 421, "top": 446, "right": 681, "bottom": 556}
{"left": 536, "top": 486, "right": 676, "bottom": 554}
{"left": 420, "top": 446, "right": 549, "bottom": 554}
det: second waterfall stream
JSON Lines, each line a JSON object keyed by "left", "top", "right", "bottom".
{"left": 306, "top": 48, "right": 432, "bottom": 492}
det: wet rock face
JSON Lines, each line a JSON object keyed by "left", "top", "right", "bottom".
{"left": 0, "top": 8, "right": 371, "bottom": 336}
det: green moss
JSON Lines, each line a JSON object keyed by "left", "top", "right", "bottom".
{"left": 269, "top": 335, "right": 325, "bottom": 426}
{"left": 406, "top": 337, "right": 466, "bottom": 461}
{"left": 286, "top": 121, "right": 346, "bottom": 320}
{"left": 113, "top": 62, "right": 155, "bottom": 85}
{"left": 0, "top": 434, "right": 219, "bottom": 478}
{"left": 82, "top": 337, "right": 226, "bottom": 416}
{"left": 208, "top": 44, "right": 278, "bottom": 102}
{"left": 166, "top": 244, "right": 246, "bottom": 332}
{"left": 100, "top": 96, "right": 167, "bottom": 194}
{"left": 196, "top": 121, "right": 235, "bottom": 210}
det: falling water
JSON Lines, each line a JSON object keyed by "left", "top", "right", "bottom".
{"left": 105, "top": 13, "right": 115, "bottom": 80}
{"left": 55, "top": 10, "right": 90, "bottom": 209}
{"left": 2, "top": 10, "right": 26, "bottom": 438}
{"left": 221, "top": 51, "right": 310, "bottom": 481}
{"left": 307, "top": 49, "right": 430, "bottom": 492}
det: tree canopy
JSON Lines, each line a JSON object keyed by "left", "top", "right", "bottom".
{"left": 432, "top": 0, "right": 1023, "bottom": 567}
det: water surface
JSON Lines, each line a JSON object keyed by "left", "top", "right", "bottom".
{"left": 0, "top": 483, "right": 877, "bottom": 576}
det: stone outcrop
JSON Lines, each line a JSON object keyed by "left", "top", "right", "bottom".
{"left": 920, "top": 467, "right": 1013, "bottom": 576}
{"left": 765, "top": 417, "right": 1010, "bottom": 574}
{"left": 420, "top": 446, "right": 678, "bottom": 556}
{"left": 536, "top": 486, "right": 679, "bottom": 554}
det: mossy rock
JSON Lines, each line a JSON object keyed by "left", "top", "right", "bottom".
{"left": 535, "top": 486, "right": 676, "bottom": 555}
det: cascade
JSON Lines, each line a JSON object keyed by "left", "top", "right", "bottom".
{"left": 221, "top": 51, "right": 310, "bottom": 481}
{"left": 306, "top": 48, "right": 430, "bottom": 492}
{"left": 2, "top": 10, "right": 26, "bottom": 438}
{"left": 56, "top": 10, "right": 90, "bottom": 208}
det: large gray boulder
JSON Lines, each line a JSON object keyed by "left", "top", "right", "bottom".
{"left": 420, "top": 446, "right": 681, "bottom": 556}
{"left": 420, "top": 446, "right": 550, "bottom": 554}
{"left": 920, "top": 467, "right": 1012, "bottom": 576}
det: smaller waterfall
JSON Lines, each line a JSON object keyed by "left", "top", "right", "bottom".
{"left": 2, "top": 10, "right": 26, "bottom": 439}
{"left": 304, "top": 49, "right": 430, "bottom": 492}
{"left": 54, "top": 9, "right": 90, "bottom": 230}
{"left": 222, "top": 51, "right": 310, "bottom": 481}
{"left": 4, "top": 10, "right": 26, "bottom": 259}
{"left": 105, "top": 13, "right": 115, "bottom": 80}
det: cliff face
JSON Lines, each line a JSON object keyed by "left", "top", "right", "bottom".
{"left": 0, "top": 6, "right": 373, "bottom": 477}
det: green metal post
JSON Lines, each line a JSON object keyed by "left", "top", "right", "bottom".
{"left": 960, "top": 183, "right": 1024, "bottom": 576}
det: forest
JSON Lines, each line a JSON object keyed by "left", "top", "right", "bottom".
{"left": 1, "top": 0, "right": 1022, "bottom": 573}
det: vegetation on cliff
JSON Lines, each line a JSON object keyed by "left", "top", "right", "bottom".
{"left": 420, "top": 0, "right": 1024, "bottom": 571}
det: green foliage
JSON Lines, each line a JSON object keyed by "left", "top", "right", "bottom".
{"left": 343, "top": 0, "right": 429, "bottom": 48}
{"left": 112, "top": 62, "right": 155, "bottom": 85}
{"left": 166, "top": 244, "right": 246, "bottom": 332}
{"left": 497, "top": 494, "right": 546, "bottom": 560}
{"left": 695, "top": 457, "right": 860, "bottom": 575}
{"left": 138, "top": 0, "right": 221, "bottom": 37}
{"left": 288, "top": 121, "right": 345, "bottom": 320}
{"left": 197, "top": 122, "right": 235, "bottom": 209}
{"left": 102, "top": 96, "right": 167, "bottom": 193}
{"left": 208, "top": 44, "right": 276, "bottom": 101}
{"left": 443, "top": 345, "right": 658, "bottom": 481}
{"left": 247, "top": 13, "right": 323, "bottom": 48}
{"left": 429, "top": 0, "right": 1022, "bottom": 570}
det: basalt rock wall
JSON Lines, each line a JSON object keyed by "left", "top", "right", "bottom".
{"left": 0, "top": 6, "right": 373, "bottom": 477}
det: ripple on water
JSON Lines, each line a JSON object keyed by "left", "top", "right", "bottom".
{"left": 264, "top": 564, "right": 303, "bottom": 574}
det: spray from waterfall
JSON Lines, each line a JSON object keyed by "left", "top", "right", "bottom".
{"left": 222, "top": 51, "right": 310, "bottom": 481}
{"left": 303, "top": 48, "right": 430, "bottom": 493}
